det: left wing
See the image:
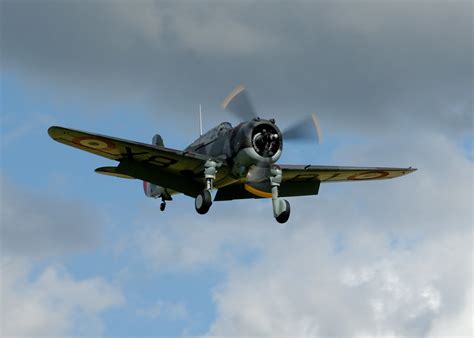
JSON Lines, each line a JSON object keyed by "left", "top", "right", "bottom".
{"left": 48, "top": 126, "right": 227, "bottom": 197}
{"left": 214, "top": 164, "right": 416, "bottom": 201}
{"left": 280, "top": 164, "right": 416, "bottom": 183}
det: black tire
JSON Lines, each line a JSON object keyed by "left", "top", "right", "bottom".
{"left": 275, "top": 200, "right": 290, "bottom": 223}
{"left": 160, "top": 202, "right": 166, "bottom": 212}
{"left": 195, "top": 190, "right": 212, "bottom": 214}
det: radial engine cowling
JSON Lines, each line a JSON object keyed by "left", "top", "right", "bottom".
{"left": 231, "top": 119, "right": 282, "bottom": 176}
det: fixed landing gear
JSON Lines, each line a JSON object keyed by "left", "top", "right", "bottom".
{"left": 195, "top": 190, "right": 212, "bottom": 214}
{"left": 159, "top": 194, "right": 172, "bottom": 212}
{"left": 270, "top": 165, "right": 291, "bottom": 223}
{"left": 274, "top": 199, "right": 290, "bottom": 223}
{"left": 195, "top": 160, "right": 218, "bottom": 215}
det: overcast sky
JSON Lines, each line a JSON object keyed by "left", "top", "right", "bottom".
{"left": 1, "top": 1, "right": 472, "bottom": 337}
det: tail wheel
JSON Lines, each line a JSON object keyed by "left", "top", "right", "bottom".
{"left": 275, "top": 199, "right": 290, "bottom": 223}
{"left": 195, "top": 190, "right": 212, "bottom": 214}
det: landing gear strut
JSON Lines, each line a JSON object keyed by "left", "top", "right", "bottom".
{"left": 195, "top": 160, "right": 218, "bottom": 215}
{"left": 270, "top": 166, "right": 291, "bottom": 223}
{"left": 159, "top": 193, "right": 172, "bottom": 212}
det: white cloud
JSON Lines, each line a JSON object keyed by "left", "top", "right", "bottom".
{"left": 205, "top": 228, "right": 471, "bottom": 337}
{"left": 0, "top": 176, "right": 123, "bottom": 336}
{"left": 136, "top": 300, "right": 188, "bottom": 321}
{"left": 135, "top": 130, "right": 472, "bottom": 336}
{"left": 0, "top": 257, "right": 124, "bottom": 336}
{"left": 428, "top": 286, "right": 473, "bottom": 338}
{"left": 202, "top": 132, "right": 472, "bottom": 336}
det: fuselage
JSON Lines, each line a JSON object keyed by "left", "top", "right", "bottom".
{"left": 144, "top": 118, "right": 283, "bottom": 199}
{"left": 185, "top": 118, "right": 283, "bottom": 177}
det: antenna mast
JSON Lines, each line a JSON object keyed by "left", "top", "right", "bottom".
{"left": 199, "top": 104, "right": 203, "bottom": 136}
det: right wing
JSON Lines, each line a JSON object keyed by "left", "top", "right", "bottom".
{"left": 48, "top": 126, "right": 227, "bottom": 197}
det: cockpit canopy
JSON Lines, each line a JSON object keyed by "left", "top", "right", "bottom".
{"left": 216, "top": 122, "right": 233, "bottom": 136}
{"left": 188, "top": 122, "right": 233, "bottom": 148}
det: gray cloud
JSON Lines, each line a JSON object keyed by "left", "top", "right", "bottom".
{"left": 0, "top": 175, "right": 103, "bottom": 257}
{"left": 1, "top": 1, "right": 472, "bottom": 135}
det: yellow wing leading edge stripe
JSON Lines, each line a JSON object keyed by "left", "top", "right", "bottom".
{"left": 244, "top": 184, "right": 273, "bottom": 198}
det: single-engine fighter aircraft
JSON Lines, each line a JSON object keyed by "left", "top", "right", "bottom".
{"left": 48, "top": 85, "right": 416, "bottom": 223}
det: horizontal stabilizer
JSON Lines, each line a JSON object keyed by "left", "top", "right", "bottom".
{"left": 95, "top": 166, "right": 135, "bottom": 179}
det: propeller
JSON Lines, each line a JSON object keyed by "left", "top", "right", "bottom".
{"left": 222, "top": 85, "right": 257, "bottom": 121}
{"left": 282, "top": 113, "right": 323, "bottom": 144}
{"left": 222, "top": 85, "right": 323, "bottom": 144}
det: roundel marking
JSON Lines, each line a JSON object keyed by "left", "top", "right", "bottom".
{"left": 348, "top": 171, "right": 389, "bottom": 180}
{"left": 73, "top": 136, "right": 116, "bottom": 151}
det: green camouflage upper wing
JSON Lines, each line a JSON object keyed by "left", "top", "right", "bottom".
{"left": 281, "top": 164, "right": 417, "bottom": 183}
{"left": 48, "top": 126, "right": 228, "bottom": 197}
{"left": 48, "top": 126, "right": 211, "bottom": 171}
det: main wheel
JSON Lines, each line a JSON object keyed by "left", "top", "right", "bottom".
{"left": 160, "top": 202, "right": 166, "bottom": 212}
{"left": 275, "top": 199, "right": 290, "bottom": 223}
{"left": 195, "top": 190, "right": 212, "bottom": 214}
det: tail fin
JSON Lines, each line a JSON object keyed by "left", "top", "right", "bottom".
{"left": 152, "top": 134, "right": 164, "bottom": 146}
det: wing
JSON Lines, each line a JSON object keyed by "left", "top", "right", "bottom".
{"left": 48, "top": 126, "right": 226, "bottom": 197}
{"left": 214, "top": 164, "right": 416, "bottom": 201}
{"left": 280, "top": 164, "right": 416, "bottom": 183}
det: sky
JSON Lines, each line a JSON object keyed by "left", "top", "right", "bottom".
{"left": 0, "top": 0, "right": 473, "bottom": 337}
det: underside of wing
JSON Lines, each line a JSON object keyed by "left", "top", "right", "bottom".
{"left": 48, "top": 126, "right": 227, "bottom": 197}
{"left": 214, "top": 180, "right": 320, "bottom": 201}
{"left": 281, "top": 164, "right": 417, "bottom": 183}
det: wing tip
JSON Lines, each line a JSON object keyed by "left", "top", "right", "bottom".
{"left": 48, "top": 125, "right": 61, "bottom": 139}
{"left": 48, "top": 125, "right": 68, "bottom": 136}
{"left": 403, "top": 167, "right": 418, "bottom": 175}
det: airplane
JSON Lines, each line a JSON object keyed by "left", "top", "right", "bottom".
{"left": 48, "top": 85, "right": 416, "bottom": 223}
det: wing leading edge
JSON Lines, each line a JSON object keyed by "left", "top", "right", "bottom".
{"left": 214, "top": 164, "right": 416, "bottom": 201}
{"left": 48, "top": 126, "right": 225, "bottom": 197}
{"left": 280, "top": 164, "right": 416, "bottom": 183}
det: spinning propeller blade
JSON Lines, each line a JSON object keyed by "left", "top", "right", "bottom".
{"left": 222, "top": 85, "right": 258, "bottom": 121}
{"left": 283, "top": 113, "right": 323, "bottom": 144}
